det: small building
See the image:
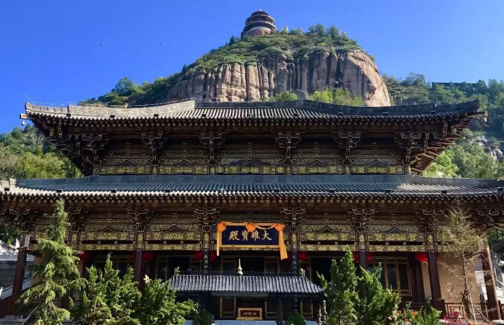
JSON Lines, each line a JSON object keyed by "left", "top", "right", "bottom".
{"left": 2, "top": 99, "right": 504, "bottom": 321}
{"left": 242, "top": 10, "right": 277, "bottom": 37}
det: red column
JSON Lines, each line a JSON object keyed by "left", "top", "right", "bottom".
{"left": 8, "top": 248, "right": 27, "bottom": 315}
{"left": 134, "top": 248, "right": 144, "bottom": 290}
{"left": 427, "top": 251, "right": 445, "bottom": 314}
{"left": 481, "top": 246, "right": 502, "bottom": 320}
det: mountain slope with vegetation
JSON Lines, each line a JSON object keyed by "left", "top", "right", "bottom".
{"left": 80, "top": 24, "right": 390, "bottom": 107}
{"left": 383, "top": 73, "right": 504, "bottom": 180}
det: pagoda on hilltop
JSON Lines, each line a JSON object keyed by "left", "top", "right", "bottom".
{"left": 2, "top": 98, "right": 503, "bottom": 321}
{"left": 242, "top": 10, "right": 277, "bottom": 37}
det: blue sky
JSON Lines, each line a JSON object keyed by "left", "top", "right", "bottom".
{"left": 1, "top": 0, "right": 503, "bottom": 133}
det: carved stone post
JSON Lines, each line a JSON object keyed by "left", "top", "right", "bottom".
{"left": 322, "top": 299, "right": 327, "bottom": 324}
{"left": 316, "top": 298, "right": 323, "bottom": 325}
{"left": 275, "top": 298, "right": 283, "bottom": 325}
{"left": 8, "top": 248, "right": 27, "bottom": 315}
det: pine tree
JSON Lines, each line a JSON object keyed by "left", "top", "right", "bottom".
{"left": 355, "top": 267, "right": 400, "bottom": 325}
{"left": 70, "top": 266, "right": 112, "bottom": 325}
{"left": 19, "top": 199, "right": 84, "bottom": 325}
{"left": 319, "top": 247, "right": 402, "bottom": 325}
{"left": 134, "top": 276, "right": 196, "bottom": 325}
{"left": 71, "top": 254, "right": 140, "bottom": 325}
{"left": 318, "top": 247, "right": 358, "bottom": 325}
{"left": 71, "top": 254, "right": 196, "bottom": 325}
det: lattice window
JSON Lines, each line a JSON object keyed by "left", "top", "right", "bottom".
{"left": 95, "top": 255, "right": 133, "bottom": 278}
{"left": 372, "top": 257, "right": 412, "bottom": 296}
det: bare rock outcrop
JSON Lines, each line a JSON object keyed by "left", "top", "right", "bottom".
{"left": 167, "top": 49, "right": 390, "bottom": 106}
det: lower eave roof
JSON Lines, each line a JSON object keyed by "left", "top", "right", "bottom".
{"left": 169, "top": 274, "right": 324, "bottom": 297}
{"left": 1, "top": 175, "right": 501, "bottom": 199}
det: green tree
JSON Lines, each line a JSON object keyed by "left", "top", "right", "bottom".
{"left": 269, "top": 91, "right": 298, "bottom": 101}
{"left": 400, "top": 302, "right": 441, "bottom": 325}
{"left": 356, "top": 267, "right": 400, "bottom": 325}
{"left": 327, "top": 26, "right": 340, "bottom": 39}
{"left": 112, "top": 77, "right": 137, "bottom": 97}
{"left": 319, "top": 247, "right": 401, "bottom": 325}
{"left": 20, "top": 199, "right": 84, "bottom": 325}
{"left": 70, "top": 265, "right": 112, "bottom": 325}
{"left": 16, "top": 151, "right": 68, "bottom": 179}
{"left": 71, "top": 255, "right": 140, "bottom": 325}
{"left": 309, "top": 88, "right": 366, "bottom": 106}
{"left": 318, "top": 248, "right": 358, "bottom": 325}
{"left": 71, "top": 254, "right": 196, "bottom": 325}
{"left": 450, "top": 143, "right": 502, "bottom": 179}
{"left": 0, "top": 145, "right": 20, "bottom": 179}
{"left": 135, "top": 276, "right": 196, "bottom": 325}
{"left": 286, "top": 312, "right": 306, "bottom": 325}
{"left": 423, "top": 150, "right": 459, "bottom": 178}
{"left": 289, "top": 27, "right": 303, "bottom": 35}
{"left": 314, "top": 23, "right": 325, "bottom": 37}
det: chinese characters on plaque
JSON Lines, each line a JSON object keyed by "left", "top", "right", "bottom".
{"left": 221, "top": 225, "right": 278, "bottom": 246}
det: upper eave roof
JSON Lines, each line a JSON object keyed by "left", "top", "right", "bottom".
{"left": 23, "top": 99, "right": 482, "bottom": 123}
{"left": 1, "top": 175, "right": 501, "bottom": 199}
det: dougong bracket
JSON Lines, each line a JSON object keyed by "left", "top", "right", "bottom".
{"left": 334, "top": 131, "right": 361, "bottom": 167}
{"left": 276, "top": 132, "right": 301, "bottom": 165}
{"left": 141, "top": 131, "right": 168, "bottom": 166}
{"left": 199, "top": 132, "right": 225, "bottom": 165}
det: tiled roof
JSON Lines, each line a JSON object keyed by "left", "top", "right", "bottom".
{"left": 169, "top": 274, "right": 324, "bottom": 297}
{"left": 23, "top": 100, "right": 481, "bottom": 122}
{"left": 2, "top": 175, "right": 502, "bottom": 198}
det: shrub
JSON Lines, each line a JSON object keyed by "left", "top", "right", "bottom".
{"left": 287, "top": 311, "right": 306, "bottom": 325}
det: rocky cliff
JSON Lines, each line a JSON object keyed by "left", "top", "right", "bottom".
{"left": 168, "top": 49, "right": 390, "bottom": 106}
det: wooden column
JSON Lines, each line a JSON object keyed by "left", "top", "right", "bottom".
{"left": 412, "top": 258, "right": 425, "bottom": 303}
{"left": 8, "top": 248, "right": 27, "bottom": 315}
{"left": 349, "top": 208, "right": 372, "bottom": 273}
{"left": 281, "top": 208, "right": 304, "bottom": 275}
{"left": 481, "top": 245, "right": 502, "bottom": 320}
{"left": 427, "top": 251, "right": 444, "bottom": 313}
{"left": 358, "top": 248, "right": 368, "bottom": 271}
{"left": 134, "top": 248, "right": 144, "bottom": 290}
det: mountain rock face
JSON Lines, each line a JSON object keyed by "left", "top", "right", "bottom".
{"left": 167, "top": 49, "right": 390, "bottom": 106}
